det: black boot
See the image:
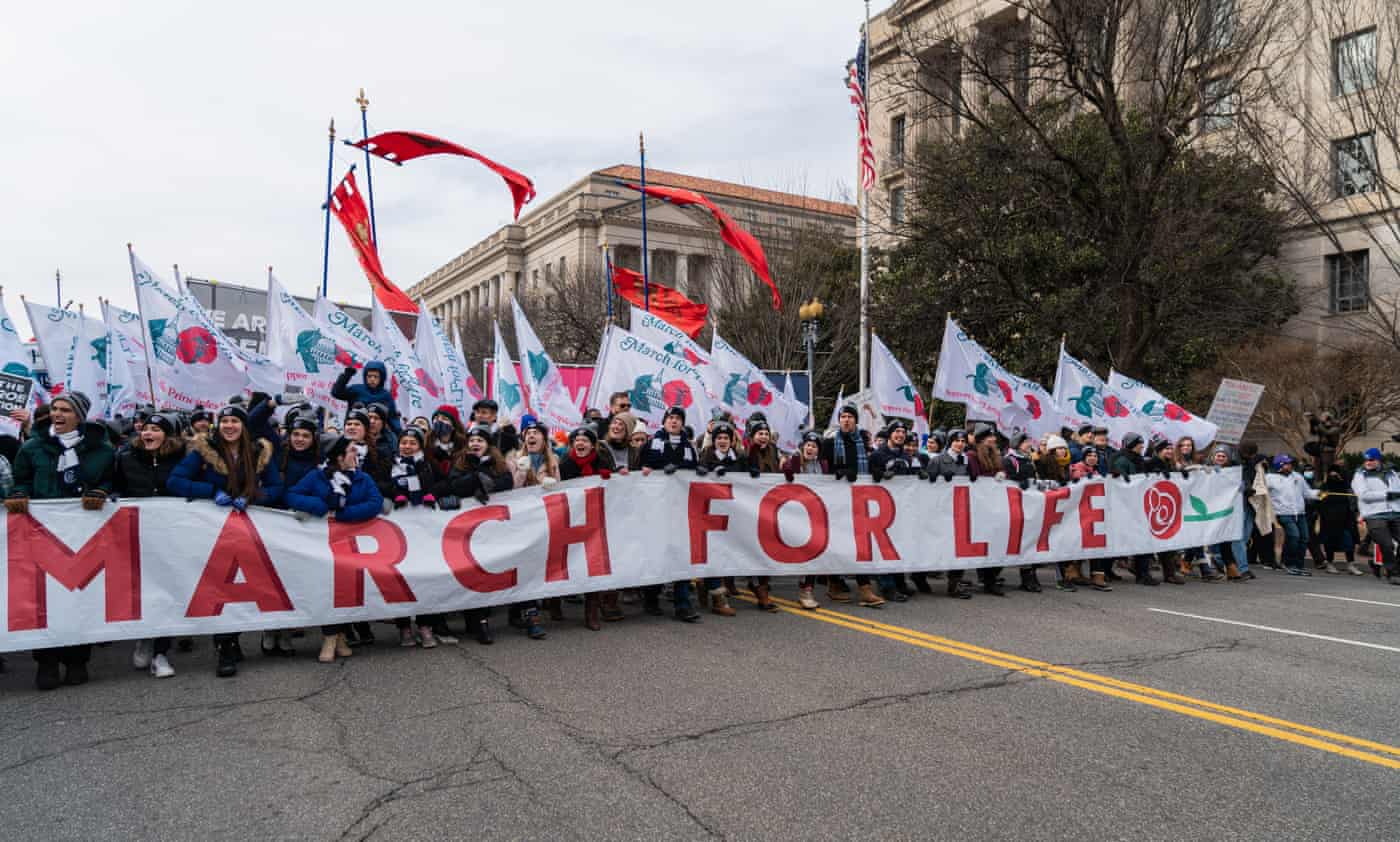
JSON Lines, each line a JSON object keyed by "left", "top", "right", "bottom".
{"left": 215, "top": 642, "right": 238, "bottom": 678}
{"left": 1019, "top": 568, "right": 1042, "bottom": 593}
{"left": 643, "top": 587, "right": 664, "bottom": 616}
{"left": 35, "top": 660, "right": 61, "bottom": 691}
{"left": 475, "top": 619, "right": 495, "bottom": 645}
{"left": 911, "top": 572, "right": 933, "bottom": 594}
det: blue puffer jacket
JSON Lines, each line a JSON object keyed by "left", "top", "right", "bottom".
{"left": 284, "top": 466, "right": 383, "bottom": 523}
{"left": 269, "top": 447, "right": 321, "bottom": 508}
{"left": 331, "top": 361, "right": 402, "bottom": 432}
{"left": 167, "top": 435, "right": 284, "bottom": 505}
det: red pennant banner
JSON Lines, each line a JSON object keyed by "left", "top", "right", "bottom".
{"left": 611, "top": 262, "right": 708, "bottom": 338}
{"left": 354, "top": 131, "right": 537, "bottom": 221}
{"left": 328, "top": 170, "right": 417, "bottom": 313}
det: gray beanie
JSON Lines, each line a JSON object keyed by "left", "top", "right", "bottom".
{"left": 53, "top": 391, "right": 92, "bottom": 421}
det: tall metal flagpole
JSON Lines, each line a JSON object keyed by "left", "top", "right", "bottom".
{"left": 602, "top": 240, "right": 614, "bottom": 323}
{"left": 857, "top": 0, "right": 871, "bottom": 393}
{"left": 322, "top": 119, "right": 336, "bottom": 298}
{"left": 639, "top": 131, "right": 651, "bottom": 312}
{"left": 356, "top": 88, "right": 378, "bottom": 245}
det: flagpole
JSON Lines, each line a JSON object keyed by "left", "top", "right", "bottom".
{"left": 125, "top": 243, "right": 159, "bottom": 408}
{"left": 356, "top": 89, "right": 378, "bottom": 245}
{"left": 639, "top": 131, "right": 651, "bottom": 312}
{"left": 322, "top": 118, "right": 336, "bottom": 299}
{"left": 602, "top": 240, "right": 614, "bottom": 324}
{"left": 857, "top": 0, "right": 871, "bottom": 393}
{"left": 55, "top": 269, "right": 61, "bottom": 307}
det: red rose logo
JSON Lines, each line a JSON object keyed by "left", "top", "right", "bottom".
{"left": 746, "top": 381, "right": 773, "bottom": 406}
{"left": 334, "top": 347, "right": 361, "bottom": 369}
{"left": 1163, "top": 403, "right": 1192, "bottom": 422}
{"left": 415, "top": 368, "right": 441, "bottom": 398}
{"left": 1024, "top": 393, "right": 1042, "bottom": 419}
{"left": 663, "top": 380, "right": 694, "bottom": 408}
{"left": 1103, "top": 395, "right": 1131, "bottom": 418}
{"left": 1144, "top": 481, "right": 1183, "bottom": 540}
{"left": 996, "top": 379, "right": 1013, "bottom": 403}
{"left": 176, "top": 326, "right": 218, "bottom": 365}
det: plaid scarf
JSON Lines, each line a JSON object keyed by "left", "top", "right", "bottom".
{"left": 833, "top": 431, "right": 867, "bottom": 476}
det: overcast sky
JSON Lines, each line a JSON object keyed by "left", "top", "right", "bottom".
{"left": 1, "top": 1, "right": 885, "bottom": 339}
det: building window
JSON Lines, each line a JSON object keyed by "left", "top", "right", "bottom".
{"left": 1327, "top": 250, "right": 1369, "bottom": 314}
{"left": 889, "top": 187, "right": 906, "bottom": 226}
{"left": 559, "top": 256, "right": 567, "bottom": 278}
{"left": 1200, "top": 77, "right": 1235, "bottom": 132}
{"left": 1201, "top": 0, "right": 1235, "bottom": 52}
{"left": 1333, "top": 28, "right": 1377, "bottom": 96}
{"left": 890, "top": 114, "right": 906, "bottom": 168}
{"left": 532, "top": 269, "right": 540, "bottom": 290}
{"left": 1332, "top": 133, "right": 1377, "bottom": 197}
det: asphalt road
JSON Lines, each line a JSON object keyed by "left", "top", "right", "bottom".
{"left": 1, "top": 564, "right": 1397, "bottom": 841}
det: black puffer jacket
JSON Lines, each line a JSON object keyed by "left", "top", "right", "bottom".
{"left": 115, "top": 440, "right": 187, "bottom": 498}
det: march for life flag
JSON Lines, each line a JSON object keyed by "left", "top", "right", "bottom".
{"left": 870, "top": 332, "right": 930, "bottom": 437}
{"left": 1052, "top": 345, "right": 1145, "bottom": 447}
{"left": 1108, "top": 370, "right": 1219, "bottom": 450}
{"left": 24, "top": 301, "right": 107, "bottom": 419}
{"left": 587, "top": 323, "right": 721, "bottom": 429}
{"left": 932, "top": 317, "right": 1071, "bottom": 440}
{"left": 370, "top": 294, "right": 431, "bottom": 423}
{"left": 451, "top": 322, "right": 486, "bottom": 404}
{"left": 101, "top": 302, "right": 153, "bottom": 419}
{"left": 265, "top": 275, "right": 349, "bottom": 417}
{"left": 413, "top": 301, "right": 467, "bottom": 418}
{"left": 492, "top": 321, "right": 528, "bottom": 426}
{"left": 0, "top": 294, "right": 36, "bottom": 436}
{"left": 314, "top": 297, "right": 385, "bottom": 372}
{"left": 510, "top": 299, "right": 580, "bottom": 431}
{"left": 711, "top": 332, "right": 804, "bottom": 450}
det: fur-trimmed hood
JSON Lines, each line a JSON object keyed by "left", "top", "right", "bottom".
{"left": 191, "top": 433, "right": 273, "bottom": 477}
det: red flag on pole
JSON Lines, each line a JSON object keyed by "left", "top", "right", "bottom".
{"left": 352, "top": 131, "right": 537, "bottom": 220}
{"left": 328, "top": 170, "right": 417, "bottom": 313}
{"left": 618, "top": 181, "right": 780, "bottom": 310}
{"left": 610, "top": 260, "right": 708, "bottom": 338}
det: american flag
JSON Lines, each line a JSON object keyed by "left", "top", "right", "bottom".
{"left": 847, "top": 30, "right": 877, "bottom": 192}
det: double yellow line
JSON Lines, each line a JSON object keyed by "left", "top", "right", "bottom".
{"left": 735, "top": 591, "right": 1400, "bottom": 770}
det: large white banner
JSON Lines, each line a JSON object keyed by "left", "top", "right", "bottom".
{"left": 933, "top": 318, "right": 1075, "bottom": 440}
{"left": 0, "top": 469, "right": 1242, "bottom": 652}
{"left": 1108, "top": 370, "right": 1219, "bottom": 450}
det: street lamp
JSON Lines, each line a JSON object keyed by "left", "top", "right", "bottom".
{"left": 799, "top": 298, "right": 824, "bottom": 428}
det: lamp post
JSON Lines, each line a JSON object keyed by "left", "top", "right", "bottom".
{"left": 799, "top": 298, "right": 824, "bottom": 428}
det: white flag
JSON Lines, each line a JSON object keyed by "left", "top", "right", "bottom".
{"left": 450, "top": 322, "right": 486, "bottom": 405}
{"left": 826, "top": 385, "right": 844, "bottom": 433}
{"left": 370, "top": 295, "right": 431, "bottom": 424}
{"left": 509, "top": 299, "right": 580, "bottom": 432}
{"left": 24, "top": 301, "right": 107, "bottom": 419}
{"left": 1107, "top": 370, "right": 1219, "bottom": 450}
{"left": 266, "top": 275, "right": 348, "bottom": 417}
{"left": 492, "top": 321, "right": 528, "bottom": 427}
{"left": 932, "top": 317, "right": 1071, "bottom": 440}
{"left": 0, "top": 294, "right": 37, "bottom": 435}
{"left": 413, "top": 301, "right": 467, "bottom": 418}
{"left": 1051, "top": 345, "right": 1146, "bottom": 447}
{"left": 710, "top": 332, "right": 804, "bottom": 450}
{"left": 587, "top": 323, "right": 721, "bottom": 431}
{"left": 101, "top": 301, "right": 149, "bottom": 419}
{"left": 870, "top": 332, "right": 924, "bottom": 421}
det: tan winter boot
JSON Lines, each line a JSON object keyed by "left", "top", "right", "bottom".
{"left": 1226, "top": 562, "right": 1244, "bottom": 581}
{"left": 1091, "top": 572, "right": 1112, "bottom": 592}
{"left": 318, "top": 635, "right": 338, "bottom": 664}
{"left": 857, "top": 583, "right": 886, "bottom": 608}
{"left": 709, "top": 588, "right": 737, "bottom": 617}
{"left": 1067, "top": 561, "right": 1092, "bottom": 586}
{"left": 334, "top": 633, "right": 353, "bottom": 658}
{"left": 797, "top": 586, "right": 819, "bottom": 610}
{"left": 754, "top": 582, "right": 779, "bottom": 613}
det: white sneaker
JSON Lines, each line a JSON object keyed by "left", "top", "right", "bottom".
{"left": 150, "top": 653, "right": 175, "bottom": 678}
{"left": 1348, "top": 562, "right": 1367, "bottom": 576}
{"left": 131, "top": 639, "right": 153, "bottom": 670}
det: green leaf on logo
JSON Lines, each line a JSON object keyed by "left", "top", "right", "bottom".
{"left": 1190, "top": 495, "right": 1208, "bottom": 517}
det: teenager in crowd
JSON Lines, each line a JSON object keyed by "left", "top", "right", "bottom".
{"left": 365, "top": 402, "right": 399, "bottom": 458}
{"left": 1351, "top": 448, "right": 1400, "bottom": 584}
{"left": 821, "top": 405, "right": 884, "bottom": 607}
{"left": 510, "top": 417, "right": 564, "bottom": 632}
{"left": 930, "top": 428, "right": 975, "bottom": 599}
{"left": 601, "top": 412, "right": 639, "bottom": 474}
{"left": 116, "top": 412, "right": 186, "bottom": 677}
{"left": 642, "top": 406, "right": 706, "bottom": 621}
{"left": 741, "top": 421, "right": 783, "bottom": 612}
{"left": 389, "top": 426, "right": 451, "bottom": 647}
{"left": 332, "top": 361, "right": 400, "bottom": 433}
{"left": 558, "top": 425, "right": 618, "bottom": 628}
{"left": 7, "top": 392, "right": 114, "bottom": 690}
{"left": 965, "top": 424, "right": 1007, "bottom": 595}
{"left": 167, "top": 404, "right": 283, "bottom": 677}
{"left": 871, "top": 420, "right": 927, "bottom": 600}
{"left": 1002, "top": 432, "right": 1042, "bottom": 593}
{"left": 285, "top": 435, "right": 384, "bottom": 662}
{"left": 783, "top": 431, "right": 830, "bottom": 609}
{"left": 449, "top": 425, "right": 518, "bottom": 642}
{"left": 341, "top": 407, "right": 390, "bottom": 645}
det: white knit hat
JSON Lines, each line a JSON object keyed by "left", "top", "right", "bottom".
{"left": 1045, "top": 434, "right": 1069, "bottom": 451}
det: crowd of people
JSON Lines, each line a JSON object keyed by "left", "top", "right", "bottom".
{"left": 1, "top": 361, "right": 1396, "bottom": 692}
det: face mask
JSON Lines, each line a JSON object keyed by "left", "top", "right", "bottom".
{"left": 1303, "top": 471, "right": 1314, "bottom": 482}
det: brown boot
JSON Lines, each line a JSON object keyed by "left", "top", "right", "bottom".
{"left": 334, "top": 633, "right": 353, "bottom": 658}
{"left": 544, "top": 598, "right": 564, "bottom": 621}
{"left": 584, "top": 594, "right": 602, "bottom": 631}
{"left": 318, "top": 635, "right": 338, "bottom": 663}
{"left": 724, "top": 577, "right": 739, "bottom": 597}
{"left": 709, "top": 588, "right": 737, "bottom": 616}
{"left": 1067, "top": 561, "right": 1092, "bottom": 586}
{"left": 1091, "top": 572, "right": 1112, "bottom": 591}
{"left": 754, "top": 582, "right": 779, "bottom": 613}
{"left": 601, "top": 591, "right": 624, "bottom": 621}
{"left": 857, "top": 583, "right": 886, "bottom": 608}
{"left": 1226, "top": 562, "right": 1244, "bottom": 581}
{"left": 827, "top": 578, "right": 852, "bottom": 602}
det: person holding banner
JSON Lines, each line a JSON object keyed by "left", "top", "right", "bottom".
{"left": 167, "top": 404, "right": 285, "bottom": 677}
{"left": 601, "top": 413, "right": 640, "bottom": 476}
{"left": 871, "top": 420, "right": 926, "bottom": 601}
{"left": 740, "top": 421, "right": 783, "bottom": 613}
{"left": 428, "top": 406, "right": 467, "bottom": 484}
{"left": 641, "top": 406, "right": 708, "bottom": 622}
{"left": 448, "top": 425, "right": 518, "bottom": 644}
{"left": 7, "top": 391, "right": 115, "bottom": 690}
{"left": 116, "top": 412, "right": 187, "bottom": 677}
{"left": 966, "top": 424, "right": 1008, "bottom": 596}
{"left": 1003, "top": 433, "right": 1045, "bottom": 594}
{"left": 820, "top": 405, "right": 885, "bottom": 608}
{"left": 1266, "top": 454, "right": 1320, "bottom": 576}
{"left": 558, "top": 425, "right": 622, "bottom": 627}
{"left": 930, "top": 429, "right": 976, "bottom": 599}
{"left": 511, "top": 417, "right": 565, "bottom": 634}
{"left": 285, "top": 435, "right": 385, "bottom": 662}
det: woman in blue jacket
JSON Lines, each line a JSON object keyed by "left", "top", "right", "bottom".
{"left": 284, "top": 435, "right": 384, "bottom": 663}
{"left": 167, "top": 404, "right": 285, "bottom": 678}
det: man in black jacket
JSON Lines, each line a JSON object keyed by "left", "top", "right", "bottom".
{"left": 818, "top": 405, "right": 885, "bottom": 608}
{"left": 641, "top": 406, "right": 710, "bottom": 621}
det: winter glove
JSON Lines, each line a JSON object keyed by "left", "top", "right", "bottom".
{"left": 968, "top": 473, "right": 978, "bottom": 482}
{"left": 438, "top": 495, "right": 461, "bottom": 511}
{"left": 1180, "top": 470, "right": 1190, "bottom": 481}
{"left": 422, "top": 494, "right": 437, "bottom": 508}
{"left": 715, "top": 465, "right": 727, "bottom": 477}
{"left": 1018, "top": 479, "right": 1030, "bottom": 490}
{"left": 599, "top": 468, "right": 612, "bottom": 480}
{"left": 473, "top": 488, "right": 490, "bottom": 506}
{"left": 870, "top": 464, "right": 884, "bottom": 484}
{"left": 694, "top": 465, "right": 710, "bottom": 477}
{"left": 330, "top": 492, "right": 347, "bottom": 512}
{"left": 80, "top": 491, "right": 108, "bottom": 511}
{"left": 663, "top": 464, "right": 678, "bottom": 476}
{"left": 394, "top": 495, "right": 409, "bottom": 509}
{"left": 231, "top": 496, "right": 248, "bottom": 513}
{"left": 1109, "top": 471, "right": 1121, "bottom": 479}
{"left": 293, "top": 510, "right": 314, "bottom": 522}
{"left": 343, "top": 365, "right": 358, "bottom": 378}
{"left": 463, "top": 453, "right": 481, "bottom": 470}
{"left": 783, "top": 469, "right": 795, "bottom": 483}
{"left": 4, "top": 495, "right": 29, "bottom": 515}
{"left": 215, "top": 491, "right": 235, "bottom": 507}
{"left": 748, "top": 466, "right": 761, "bottom": 479}
{"left": 1386, "top": 492, "right": 1400, "bottom": 501}
{"left": 1123, "top": 473, "right": 1133, "bottom": 484}
{"left": 917, "top": 469, "right": 929, "bottom": 481}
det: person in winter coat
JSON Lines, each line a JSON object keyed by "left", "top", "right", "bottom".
{"left": 1070, "top": 447, "right": 1102, "bottom": 482}
{"left": 782, "top": 431, "right": 833, "bottom": 610}
{"left": 1036, "top": 434, "right": 1089, "bottom": 592}
{"left": 115, "top": 413, "right": 186, "bottom": 678}
{"left": 1315, "top": 462, "right": 1359, "bottom": 575}
{"left": 820, "top": 405, "right": 884, "bottom": 607}
{"left": 1266, "top": 454, "right": 1320, "bottom": 575}
{"left": 1064, "top": 445, "right": 1113, "bottom": 591}
{"left": 332, "top": 361, "right": 401, "bottom": 433}
{"left": 285, "top": 435, "right": 384, "bottom": 663}
{"left": 712, "top": 420, "right": 781, "bottom": 612}
{"left": 870, "top": 420, "right": 928, "bottom": 600}
{"left": 744, "top": 422, "right": 781, "bottom": 475}
{"left": 698, "top": 421, "right": 745, "bottom": 475}
{"left": 601, "top": 412, "right": 640, "bottom": 473}
{"left": 6, "top": 392, "right": 115, "bottom": 691}
{"left": 1144, "top": 438, "right": 1193, "bottom": 584}
{"left": 343, "top": 408, "right": 393, "bottom": 505}
{"left": 443, "top": 426, "right": 517, "bottom": 644}
{"left": 1001, "top": 433, "right": 1044, "bottom": 593}
{"left": 1351, "top": 448, "right": 1400, "bottom": 584}
{"left": 964, "top": 424, "right": 1008, "bottom": 596}
{"left": 1205, "top": 445, "right": 1249, "bottom": 582}
{"left": 641, "top": 405, "right": 710, "bottom": 621}
{"left": 428, "top": 404, "right": 467, "bottom": 479}
{"left": 365, "top": 401, "right": 399, "bottom": 456}
{"left": 557, "top": 426, "right": 623, "bottom": 625}
{"left": 386, "top": 426, "right": 454, "bottom": 647}
{"left": 275, "top": 414, "right": 323, "bottom": 508}
{"left": 167, "top": 404, "right": 284, "bottom": 677}
{"left": 508, "top": 417, "right": 565, "bottom": 635}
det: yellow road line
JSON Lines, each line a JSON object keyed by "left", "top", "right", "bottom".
{"left": 730, "top": 591, "right": 1400, "bottom": 770}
